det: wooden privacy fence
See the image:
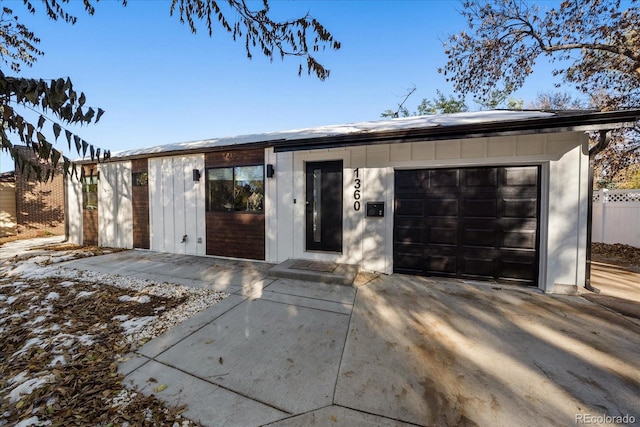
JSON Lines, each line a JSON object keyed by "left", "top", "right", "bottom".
{"left": 592, "top": 189, "right": 640, "bottom": 248}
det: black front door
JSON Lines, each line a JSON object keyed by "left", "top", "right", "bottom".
{"left": 306, "top": 161, "right": 343, "bottom": 252}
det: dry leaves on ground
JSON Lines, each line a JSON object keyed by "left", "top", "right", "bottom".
{"left": 0, "top": 246, "right": 227, "bottom": 427}
{"left": 592, "top": 242, "right": 640, "bottom": 267}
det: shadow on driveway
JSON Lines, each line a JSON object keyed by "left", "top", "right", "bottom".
{"left": 65, "top": 251, "right": 640, "bottom": 426}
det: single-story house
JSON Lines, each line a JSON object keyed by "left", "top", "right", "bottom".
{"left": 65, "top": 109, "right": 640, "bottom": 293}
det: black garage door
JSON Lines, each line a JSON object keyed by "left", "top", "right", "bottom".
{"left": 394, "top": 166, "right": 540, "bottom": 285}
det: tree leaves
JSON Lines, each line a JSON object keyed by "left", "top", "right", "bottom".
{"left": 442, "top": 0, "right": 640, "bottom": 182}
{"left": 52, "top": 123, "right": 61, "bottom": 141}
{"left": 442, "top": 0, "right": 640, "bottom": 106}
{"left": 169, "top": 0, "right": 340, "bottom": 80}
{"left": 0, "top": 71, "right": 110, "bottom": 181}
{"left": 381, "top": 88, "right": 468, "bottom": 118}
{"left": 1, "top": 0, "right": 338, "bottom": 182}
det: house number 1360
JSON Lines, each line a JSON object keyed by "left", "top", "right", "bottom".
{"left": 353, "top": 168, "right": 361, "bottom": 211}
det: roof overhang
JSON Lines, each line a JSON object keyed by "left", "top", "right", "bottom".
{"left": 77, "top": 109, "right": 640, "bottom": 164}
{"left": 272, "top": 109, "right": 640, "bottom": 153}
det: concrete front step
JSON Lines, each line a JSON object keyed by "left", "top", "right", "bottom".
{"left": 268, "top": 259, "right": 359, "bottom": 286}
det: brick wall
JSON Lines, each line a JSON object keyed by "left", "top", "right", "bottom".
{"left": 13, "top": 146, "right": 65, "bottom": 238}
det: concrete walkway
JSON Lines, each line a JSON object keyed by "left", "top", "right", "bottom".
{"left": 63, "top": 251, "right": 640, "bottom": 427}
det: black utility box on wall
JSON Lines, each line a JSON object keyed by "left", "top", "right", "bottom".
{"left": 366, "top": 202, "right": 384, "bottom": 217}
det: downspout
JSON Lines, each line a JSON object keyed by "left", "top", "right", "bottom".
{"left": 585, "top": 129, "right": 611, "bottom": 293}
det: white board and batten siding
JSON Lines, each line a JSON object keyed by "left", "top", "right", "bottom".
{"left": 98, "top": 162, "right": 133, "bottom": 249}
{"left": 269, "top": 132, "right": 590, "bottom": 293}
{"left": 66, "top": 174, "right": 84, "bottom": 245}
{"left": 0, "top": 180, "right": 17, "bottom": 237}
{"left": 149, "top": 155, "right": 206, "bottom": 256}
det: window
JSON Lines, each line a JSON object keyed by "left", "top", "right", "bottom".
{"left": 133, "top": 172, "right": 148, "bottom": 186}
{"left": 82, "top": 176, "right": 98, "bottom": 210}
{"left": 207, "top": 165, "right": 264, "bottom": 213}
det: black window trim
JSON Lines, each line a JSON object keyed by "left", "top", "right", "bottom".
{"left": 132, "top": 171, "right": 149, "bottom": 186}
{"left": 206, "top": 163, "right": 265, "bottom": 214}
{"left": 82, "top": 175, "right": 99, "bottom": 211}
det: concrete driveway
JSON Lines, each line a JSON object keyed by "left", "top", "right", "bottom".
{"left": 65, "top": 251, "right": 640, "bottom": 426}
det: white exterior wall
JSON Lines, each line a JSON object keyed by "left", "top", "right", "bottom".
{"left": 269, "top": 132, "right": 590, "bottom": 292}
{"left": 98, "top": 161, "right": 133, "bottom": 249}
{"left": 544, "top": 134, "right": 590, "bottom": 293}
{"left": 0, "top": 180, "right": 17, "bottom": 237}
{"left": 65, "top": 174, "right": 83, "bottom": 245}
{"left": 148, "top": 155, "right": 206, "bottom": 256}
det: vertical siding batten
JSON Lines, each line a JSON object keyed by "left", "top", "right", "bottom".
{"left": 148, "top": 155, "right": 205, "bottom": 255}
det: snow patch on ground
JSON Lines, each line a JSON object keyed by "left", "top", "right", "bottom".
{"left": 8, "top": 374, "right": 55, "bottom": 403}
{"left": 118, "top": 294, "right": 151, "bottom": 304}
{"left": 14, "top": 415, "right": 52, "bottom": 427}
{"left": 13, "top": 337, "right": 44, "bottom": 357}
{"left": 76, "top": 290, "right": 95, "bottom": 298}
{"left": 45, "top": 292, "right": 59, "bottom": 300}
{"left": 48, "top": 355, "right": 66, "bottom": 367}
{"left": 119, "top": 316, "right": 155, "bottom": 335}
{"left": 0, "top": 237, "right": 227, "bottom": 425}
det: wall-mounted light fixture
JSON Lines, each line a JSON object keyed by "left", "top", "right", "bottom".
{"left": 266, "top": 164, "right": 275, "bottom": 178}
{"left": 193, "top": 169, "right": 201, "bottom": 182}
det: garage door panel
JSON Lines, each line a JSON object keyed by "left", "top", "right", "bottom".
{"left": 429, "top": 226, "right": 458, "bottom": 245}
{"left": 462, "top": 226, "right": 496, "bottom": 247}
{"left": 504, "top": 167, "right": 538, "bottom": 186}
{"left": 396, "top": 217, "right": 424, "bottom": 227}
{"left": 427, "top": 254, "right": 457, "bottom": 275}
{"left": 502, "top": 230, "right": 537, "bottom": 250}
{"left": 463, "top": 198, "right": 497, "bottom": 218}
{"left": 464, "top": 168, "right": 498, "bottom": 187}
{"left": 395, "top": 170, "right": 429, "bottom": 191}
{"left": 396, "top": 225, "right": 424, "bottom": 244}
{"left": 396, "top": 198, "right": 424, "bottom": 216}
{"left": 503, "top": 198, "right": 537, "bottom": 218}
{"left": 500, "top": 253, "right": 537, "bottom": 282}
{"left": 461, "top": 256, "right": 496, "bottom": 279}
{"left": 394, "top": 245, "right": 424, "bottom": 273}
{"left": 394, "top": 166, "right": 540, "bottom": 284}
{"left": 426, "top": 198, "right": 458, "bottom": 216}
{"left": 429, "top": 169, "right": 459, "bottom": 188}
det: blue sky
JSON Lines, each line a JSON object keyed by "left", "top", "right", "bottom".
{"left": 0, "top": 0, "right": 573, "bottom": 172}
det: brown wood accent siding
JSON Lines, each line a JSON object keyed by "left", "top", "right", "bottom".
{"left": 131, "top": 158, "right": 148, "bottom": 174}
{"left": 205, "top": 148, "right": 264, "bottom": 168}
{"left": 205, "top": 148, "right": 265, "bottom": 260}
{"left": 82, "top": 210, "right": 98, "bottom": 246}
{"left": 82, "top": 165, "right": 98, "bottom": 246}
{"left": 206, "top": 212, "right": 265, "bottom": 260}
{"left": 131, "top": 159, "right": 150, "bottom": 249}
